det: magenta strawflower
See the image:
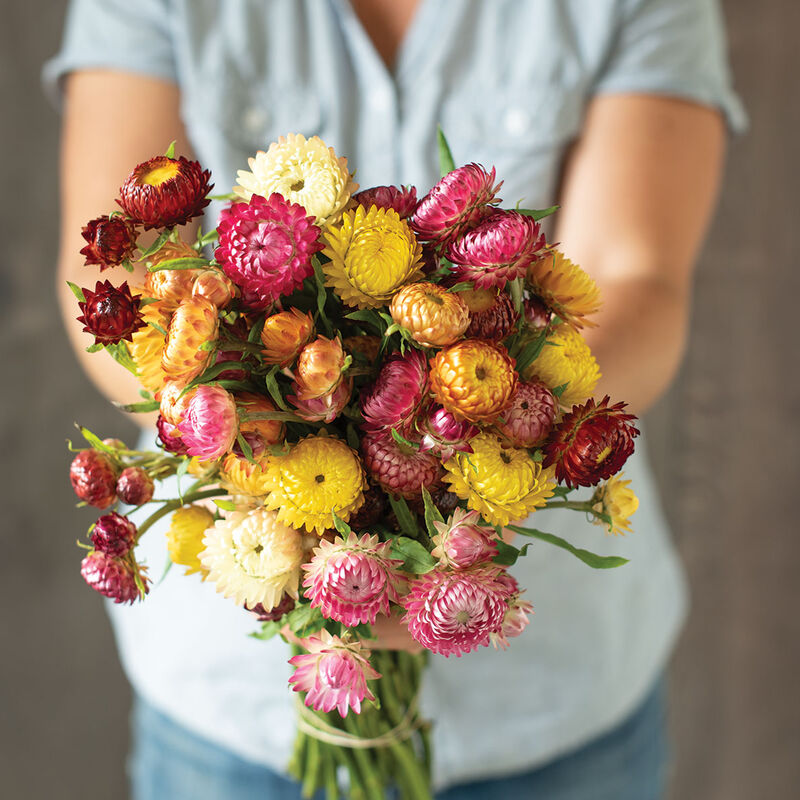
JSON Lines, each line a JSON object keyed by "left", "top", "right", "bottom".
{"left": 352, "top": 185, "right": 418, "bottom": 219}
{"left": 248, "top": 594, "right": 296, "bottom": 622}
{"left": 156, "top": 415, "right": 190, "bottom": 455}
{"left": 495, "top": 380, "right": 557, "bottom": 448}
{"left": 215, "top": 193, "right": 323, "bottom": 310}
{"left": 430, "top": 509, "right": 498, "bottom": 569}
{"left": 115, "top": 467, "right": 155, "bottom": 506}
{"left": 446, "top": 210, "right": 547, "bottom": 290}
{"left": 90, "top": 512, "right": 137, "bottom": 558}
{"left": 361, "top": 431, "right": 442, "bottom": 499}
{"left": 411, "top": 163, "right": 502, "bottom": 248}
{"left": 417, "top": 405, "right": 478, "bottom": 461}
{"left": 360, "top": 349, "right": 429, "bottom": 435}
{"left": 288, "top": 630, "right": 380, "bottom": 717}
{"left": 490, "top": 574, "right": 534, "bottom": 650}
{"left": 177, "top": 385, "right": 238, "bottom": 461}
{"left": 288, "top": 377, "right": 352, "bottom": 423}
{"left": 402, "top": 566, "right": 509, "bottom": 657}
{"left": 80, "top": 551, "right": 147, "bottom": 604}
{"left": 523, "top": 295, "right": 552, "bottom": 331}
{"left": 303, "top": 532, "right": 406, "bottom": 626}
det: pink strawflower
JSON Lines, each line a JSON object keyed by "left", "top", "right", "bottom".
{"left": 156, "top": 414, "right": 190, "bottom": 455}
{"left": 303, "top": 532, "right": 406, "bottom": 626}
{"left": 352, "top": 185, "right": 418, "bottom": 219}
{"left": 490, "top": 574, "right": 534, "bottom": 650}
{"left": 288, "top": 377, "right": 352, "bottom": 423}
{"left": 360, "top": 349, "right": 429, "bottom": 435}
{"left": 417, "top": 405, "right": 478, "bottom": 461}
{"left": 495, "top": 380, "right": 558, "bottom": 448}
{"left": 90, "top": 512, "right": 137, "bottom": 558}
{"left": 411, "top": 163, "right": 502, "bottom": 248}
{"left": 402, "top": 566, "right": 509, "bottom": 657}
{"left": 361, "top": 431, "right": 442, "bottom": 499}
{"left": 177, "top": 385, "right": 238, "bottom": 461}
{"left": 215, "top": 193, "right": 323, "bottom": 310}
{"left": 523, "top": 295, "right": 552, "bottom": 331}
{"left": 431, "top": 509, "right": 498, "bottom": 569}
{"left": 447, "top": 210, "right": 547, "bottom": 290}
{"left": 288, "top": 630, "right": 380, "bottom": 717}
{"left": 115, "top": 467, "right": 155, "bottom": 506}
{"left": 80, "top": 551, "right": 147, "bottom": 604}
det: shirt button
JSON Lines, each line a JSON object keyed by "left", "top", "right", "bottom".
{"left": 242, "top": 107, "right": 270, "bottom": 135}
{"left": 503, "top": 107, "right": 530, "bottom": 137}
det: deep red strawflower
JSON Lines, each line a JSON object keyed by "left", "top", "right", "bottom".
{"left": 543, "top": 396, "right": 640, "bottom": 488}
{"left": 156, "top": 414, "right": 190, "bottom": 455}
{"left": 118, "top": 155, "right": 212, "bottom": 229}
{"left": 70, "top": 449, "right": 118, "bottom": 508}
{"left": 115, "top": 467, "right": 155, "bottom": 506}
{"left": 80, "top": 551, "right": 146, "bottom": 604}
{"left": 77, "top": 280, "right": 145, "bottom": 345}
{"left": 80, "top": 215, "right": 137, "bottom": 269}
{"left": 90, "top": 512, "right": 137, "bottom": 558}
{"left": 352, "top": 185, "right": 418, "bottom": 219}
{"left": 248, "top": 593, "right": 296, "bottom": 622}
{"left": 345, "top": 484, "right": 387, "bottom": 531}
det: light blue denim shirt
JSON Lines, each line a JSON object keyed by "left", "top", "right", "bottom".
{"left": 45, "top": 0, "right": 745, "bottom": 788}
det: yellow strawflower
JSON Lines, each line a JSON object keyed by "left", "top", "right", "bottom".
{"left": 220, "top": 452, "right": 273, "bottom": 497}
{"left": 527, "top": 250, "right": 601, "bottom": 330}
{"left": 234, "top": 133, "right": 357, "bottom": 227}
{"left": 128, "top": 292, "right": 170, "bottom": 396}
{"left": 591, "top": 473, "right": 639, "bottom": 535}
{"left": 525, "top": 323, "right": 600, "bottom": 407}
{"left": 443, "top": 432, "right": 556, "bottom": 526}
{"left": 322, "top": 206, "right": 424, "bottom": 308}
{"left": 262, "top": 436, "right": 366, "bottom": 534}
{"left": 166, "top": 505, "right": 215, "bottom": 576}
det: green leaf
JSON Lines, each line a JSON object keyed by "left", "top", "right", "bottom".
{"left": 390, "top": 536, "right": 436, "bottom": 574}
{"left": 148, "top": 256, "right": 210, "bottom": 273}
{"left": 85, "top": 343, "right": 103, "bottom": 354}
{"left": 139, "top": 231, "right": 171, "bottom": 258}
{"left": 138, "top": 296, "right": 162, "bottom": 307}
{"left": 507, "top": 525, "right": 629, "bottom": 569}
{"left": 175, "top": 457, "right": 190, "bottom": 502}
{"left": 331, "top": 510, "right": 352, "bottom": 537}
{"left": 346, "top": 422, "right": 360, "bottom": 451}
{"left": 552, "top": 382, "right": 569, "bottom": 398}
{"left": 112, "top": 399, "right": 160, "bottom": 413}
{"left": 147, "top": 320, "right": 169, "bottom": 337}
{"left": 120, "top": 259, "right": 135, "bottom": 273}
{"left": 387, "top": 494, "right": 419, "bottom": 539}
{"left": 345, "top": 308, "right": 387, "bottom": 334}
{"left": 77, "top": 425, "right": 116, "bottom": 454}
{"left": 265, "top": 366, "right": 289, "bottom": 411}
{"left": 247, "top": 313, "right": 266, "bottom": 344}
{"left": 492, "top": 540, "right": 532, "bottom": 566}
{"left": 208, "top": 192, "right": 238, "bottom": 202}
{"left": 197, "top": 227, "right": 219, "bottom": 248}
{"left": 164, "top": 140, "right": 176, "bottom": 158}
{"left": 236, "top": 432, "right": 255, "bottom": 463}
{"left": 249, "top": 620, "right": 283, "bottom": 641}
{"left": 437, "top": 126, "right": 456, "bottom": 177}
{"left": 286, "top": 604, "right": 326, "bottom": 638}
{"left": 551, "top": 485, "right": 574, "bottom": 498}
{"left": 514, "top": 331, "right": 548, "bottom": 374}
{"left": 516, "top": 205, "right": 559, "bottom": 222}
{"left": 213, "top": 498, "right": 238, "bottom": 512}
{"left": 198, "top": 339, "right": 217, "bottom": 352}
{"left": 390, "top": 428, "right": 419, "bottom": 450}
{"left": 183, "top": 360, "right": 251, "bottom": 394}
{"left": 446, "top": 281, "right": 475, "bottom": 293}
{"left": 105, "top": 341, "right": 139, "bottom": 376}
{"left": 421, "top": 486, "right": 444, "bottom": 538}
{"left": 312, "top": 257, "right": 333, "bottom": 335}
{"left": 66, "top": 281, "right": 85, "bottom": 303}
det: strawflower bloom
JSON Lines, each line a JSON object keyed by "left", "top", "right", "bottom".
{"left": 288, "top": 630, "right": 379, "bottom": 717}
{"left": 289, "top": 376, "right": 352, "bottom": 423}
{"left": 70, "top": 449, "right": 118, "bottom": 509}
{"left": 490, "top": 577, "right": 534, "bottom": 650}
{"left": 402, "top": 566, "right": 509, "bottom": 657}
{"left": 526, "top": 250, "right": 602, "bottom": 330}
{"left": 177, "top": 385, "right": 238, "bottom": 461}
{"left": 525, "top": 323, "right": 600, "bottom": 408}
{"left": 220, "top": 450, "right": 273, "bottom": 497}
{"left": 81, "top": 551, "right": 147, "bottom": 604}
{"left": 411, "top": 163, "right": 502, "bottom": 248}
{"left": 128, "top": 296, "right": 170, "bottom": 395}
{"left": 90, "top": 512, "right": 137, "bottom": 558}
{"left": 322, "top": 205, "right": 424, "bottom": 309}
{"left": 262, "top": 436, "right": 367, "bottom": 534}
{"left": 523, "top": 296, "right": 552, "bottom": 331}
{"left": 118, "top": 155, "right": 212, "bottom": 229}
{"left": 200, "top": 508, "right": 305, "bottom": 609}
{"left": 360, "top": 348, "right": 429, "bottom": 434}
{"left": 161, "top": 295, "right": 219, "bottom": 386}
{"left": 443, "top": 432, "right": 556, "bottom": 526}
{"left": 303, "top": 532, "right": 406, "bottom": 626}
{"left": 352, "top": 185, "right": 418, "bottom": 218}
{"left": 156, "top": 414, "right": 190, "bottom": 455}
{"left": 461, "top": 287, "right": 520, "bottom": 342}
{"left": 80, "top": 215, "right": 137, "bottom": 269}
{"left": 389, "top": 282, "right": 470, "bottom": 348}
{"left": 236, "top": 392, "right": 284, "bottom": 447}
{"left": 293, "top": 336, "right": 347, "bottom": 399}
{"left": 447, "top": 209, "right": 547, "bottom": 290}
{"left": 192, "top": 268, "right": 235, "bottom": 309}
{"left": 234, "top": 133, "right": 357, "bottom": 227}
{"left": 591, "top": 472, "right": 639, "bottom": 535}
{"left": 215, "top": 193, "right": 323, "bottom": 310}
{"left": 166, "top": 505, "right": 215, "bottom": 576}
{"left": 495, "top": 379, "right": 557, "bottom": 448}
{"left": 417, "top": 405, "right": 478, "bottom": 461}
{"left": 77, "top": 280, "right": 145, "bottom": 346}
{"left": 361, "top": 431, "right": 443, "bottom": 499}
{"left": 115, "top": 467, "right": 154, "bottom": 506}
{"left": 342, "top": 335, "right": 381, "bottom": 365}
{"left": 543, "top": 396, "right": 639, "bottom": 488}
{"left": 429, "top": 339, "right": 517, "bottom": 423}
{"left": 144, "top": 240, "right": 203, "bottom": 310}
{"left": 158, "top": 381, "right": 196, "bottom": 427}
{"left": 431, "top": 508, "right": 498, "bottom": 569}
{"left": 259, "top": 308, "right": 315, "bottom": 366}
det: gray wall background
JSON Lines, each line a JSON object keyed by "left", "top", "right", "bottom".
{"left": 1, "top": 1, "right": 797, "bottom": 797}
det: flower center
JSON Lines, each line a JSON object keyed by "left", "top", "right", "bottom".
{"left": 425, "top": 291, "right": 444, "bottom": 306}
{"left": 475, "top": 366, "right": 487, "bottom": 381}
{"left": 315, "top": 474, "right": 325, "bottom": 483}
{"left": 595, "top": 445, "right": 612, "bottom": 464}
{"left": 455, "top": 610, "right": 471, "bottom": 625}
{"left": 500, "top": 451, "right": 512, "bottom": 464}
{"left": 290, "top": 178, "right": 305, "bottom": 192}
{"left": 141, "top": 161, "right": 180, "bottom": 186}
{"left": 248, "top": 222, "right": 293, "bottom": 269}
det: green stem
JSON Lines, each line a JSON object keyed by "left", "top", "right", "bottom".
{"left": 134, "top": 488, "right": 228, "bottom": 541}
{"left": 543, "top": 500, "right": 593, "bottom": 513}
{"left": 302, "top": 735, "right": 321, "bottom": 798}
{"left": 342, "top": 715, "right": 386, "bottom": 800}
{"left": 509, "top": 277, "right": 524, "bottom": 315}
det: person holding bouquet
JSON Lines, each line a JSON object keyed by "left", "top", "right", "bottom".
{"left": 45, "top": 1, "right": 744, "bottom": 798}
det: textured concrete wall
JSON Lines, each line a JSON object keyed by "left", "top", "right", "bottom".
{"left": 1, "top": 2, "right": 796, "bottom": 798}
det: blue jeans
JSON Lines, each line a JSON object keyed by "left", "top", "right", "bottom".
{"left": 130, "top": 678, "right": 670, "bottom": 800}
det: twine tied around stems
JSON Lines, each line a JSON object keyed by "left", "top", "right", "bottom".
{"left": 295, "top": 694, "right": 424, "bottom": 749}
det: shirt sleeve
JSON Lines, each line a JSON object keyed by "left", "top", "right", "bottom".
{"left": 593, "top": 0, "right": 747, "bottom": 134}
{"left": 42, "top": 0, "right": 177, "bottom": 108}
